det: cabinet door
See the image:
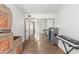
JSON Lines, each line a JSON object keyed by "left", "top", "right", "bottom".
{"left": 0, "top": 33, "right": 13, "bottom": 54}
{"left": 13, "top": 36, "right": 22, "bottom": 54}
{"left": 0, "top": 5, "right": 12, "bottom": 31}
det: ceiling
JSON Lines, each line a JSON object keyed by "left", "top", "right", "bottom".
{"left": 15, "top": 4, "right": 62, "bottom": 14}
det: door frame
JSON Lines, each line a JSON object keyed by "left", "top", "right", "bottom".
{"left": 24, "top": 18, "right": 35, "bottom": 40}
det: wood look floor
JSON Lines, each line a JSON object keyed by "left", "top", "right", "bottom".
{"left": 23, "top": 34, "right": 64, "bottom": 54}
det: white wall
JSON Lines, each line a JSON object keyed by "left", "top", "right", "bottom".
{"left": 6, "top": 4, "right": 25, "bottom": 42}
{"left": 37, "top": 19, "right": 54, "bottom": 33}
{"left": 25, "top": 13, "right": 55, "bottom": 34}
{"left": 55, "top": 4, "right": 79, "bottom": 54}
{"left": 37, "top": 19, "right": 46, "bottom": 33}
{"left": 47, "top": 19, "right": 54, "bottom": 28}
{"left": 25, "top": 13, "right": 55, "bottom": 40}
{"left": 26, "top": 13, "right": 55, "bottom": 18}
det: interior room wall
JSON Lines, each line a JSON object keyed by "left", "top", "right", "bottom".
{"left": 47, "top": 19, "right": 54, "bottom": 28}
{"left": 37, "top": 19, "right": 47, "bottom": 34}
{"left": 37, "top": 19, "right": 54, "bottom": 34}
{"left": 25, "top": 13, "right": 55, "bottom": 34}
{"left": 25, "top": 13, "right": 55, "bottom": 40}
{"left": 55, "top": 4, "right": 79, "bottom": 54}
{"left": 26, "top": 13, "right": 55, "bottom": 18}
{"left": 6, "top": 4, "right": 25, "bottom": 42}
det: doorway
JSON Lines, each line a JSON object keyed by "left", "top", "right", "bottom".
{"left": 24, "top": 18, "right": 35, "bottom": 41}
